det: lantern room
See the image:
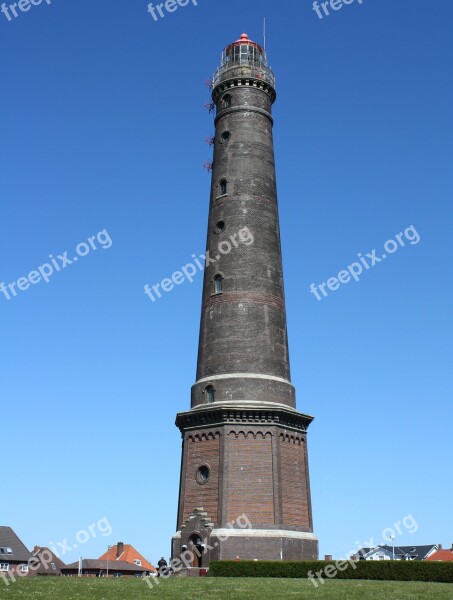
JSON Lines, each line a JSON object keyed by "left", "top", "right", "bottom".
{"left": 222, "top": 33, "right": 267, "bottom": 67}
{"left": 212, "top": 33, "right": 276, "bottom": 91}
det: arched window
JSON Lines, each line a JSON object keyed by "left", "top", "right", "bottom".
{"left": 214, "top": 274, "right": 223, "bottom": 294}
{"left": 223, "top": 94, "right": 232, "bottom": 109}
{"left": 220, "top": 179, "right": 227, "bottom": 196}
{"left": 206, "top": 385, "right": 215, "bottom": 403}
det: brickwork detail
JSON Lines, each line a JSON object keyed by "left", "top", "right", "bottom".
{"left": 280, "top": 435, "right": 310, "bottom": 527}
{"left": 225, "top": 431, "right": 275, "bottom": 524}
{"left": 183, "top": 433, "right": 221, "bottom": 524}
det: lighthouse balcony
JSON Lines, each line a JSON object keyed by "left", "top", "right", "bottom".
{"left": 212, "top": 62, "right": 276, "bottom": 90}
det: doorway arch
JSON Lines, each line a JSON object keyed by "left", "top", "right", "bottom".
{"left": 188, "top": 534, "right": 204, "bottom": 568}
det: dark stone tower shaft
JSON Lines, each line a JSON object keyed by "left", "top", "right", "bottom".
{"left": 193, "top": 35, "right": 294, "bottom": 410}
{"left": 172, "top": 34, "right": 317, "bottom": 568}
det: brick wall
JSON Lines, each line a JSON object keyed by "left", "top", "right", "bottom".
{"left": 225, "top": 431, "right": 274, "bottom": 524}
{"left": 280, "top": 435, "right": 310, "bottom": 528}
{"left": 182, "top": 432, "right": 220, "bottom": 524}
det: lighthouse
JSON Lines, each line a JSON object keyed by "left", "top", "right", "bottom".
{"left": 171, "top": 33, "right": 318, "bottom": 569}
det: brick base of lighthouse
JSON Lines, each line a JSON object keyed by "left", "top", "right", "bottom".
{"left": 172, "top": 406, "right": 318, "bottom": 567}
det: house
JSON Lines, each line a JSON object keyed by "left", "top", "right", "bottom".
{"left": 30, "top": 546, "right": 66, "bottom": 576}
{"left": 353, "top": 547, "right": 373, "bottom": 560}
{"left": 0, "top": 527, "right": 32, "bottom": 577}
{"left": 353, "top": 544, "right": 438, "bottom": 561}
{"left": 425, "top": 544, "right": 453, "bottom": 562}
{"left": 98, "top": 541, "right": 156, "bottom": 573}
{"left": 61, "top": 559, "right": 148, "bottom": 578}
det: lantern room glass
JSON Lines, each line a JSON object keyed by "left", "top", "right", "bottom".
{"left": 224, "top": 43, "right": 265, "bottom": 67}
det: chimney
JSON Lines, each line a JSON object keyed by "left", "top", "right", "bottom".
{"left": 438, "top": 544, "right": 443, "bottom": 551}
{"left": 324, "top": 554, "right": 333, "bottom": 561}
{"left": 116, "top": 542, "right": 124, "bottom": 559}
{"left": 451, "top": 543, "right": 453, "bottom": 552}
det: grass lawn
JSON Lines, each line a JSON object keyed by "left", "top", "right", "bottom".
{"left": 0, "top": 577, "right": 452, "bottom": 599}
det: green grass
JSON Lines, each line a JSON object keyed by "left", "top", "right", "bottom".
{"left": 1, "top": 577, "right": 452, "bottom": 599}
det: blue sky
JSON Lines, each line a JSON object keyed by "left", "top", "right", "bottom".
{"left": 1, "top": 0, "right": 452, "bottom": 564}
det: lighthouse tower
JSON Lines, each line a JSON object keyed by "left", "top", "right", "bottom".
{"left": 171, "top": 34, "right": 318, "bottom": 568}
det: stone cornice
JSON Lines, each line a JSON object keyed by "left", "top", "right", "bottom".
{"left": 212, "top": 77, "right": 276, "bottom": 104}
{"left": 176, "top": 404, "right": 314, "bottom": 434}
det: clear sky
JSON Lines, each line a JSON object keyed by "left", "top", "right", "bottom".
{"left": 1, "top": 0, "right": 452, "bottom": 564}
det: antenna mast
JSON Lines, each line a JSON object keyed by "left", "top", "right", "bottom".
{"left": 263, "top": 17, "right": 266, "bottom": 52}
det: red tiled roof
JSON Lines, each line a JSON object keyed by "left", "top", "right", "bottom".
{"left": 426, "top": 550, "right": 453, "bottom": 562}
{"left": 98, "top": 544, "right": 156, "bottom": 572}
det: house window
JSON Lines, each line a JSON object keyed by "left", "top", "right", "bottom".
{"left": 214, "top": 274, "right": 223, "bottom": 294}
{"left": 51, "top": 563, "right": 56, "bottom": 570}
{"left": 21, "top": 565, "right": 29, "bottom": 573}
{"left": 134, "top": 560, "right": 142, "bottom": 566}
{"left": 205, "top": 385, "right": 215, "bottom": 403}
{"left": 6, "top": 549, "right": 13, "bottom": 555}
{"left": 219, "top": 179, "right": 227, "bottom": 196}
{"left": 0, "top": 564, "right": 9, "bottom": 572}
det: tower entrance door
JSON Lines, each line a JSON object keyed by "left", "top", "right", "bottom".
{"left": 188, "top": 534, "right": 204, "bottom": 568}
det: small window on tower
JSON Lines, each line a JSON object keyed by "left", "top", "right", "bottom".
{"left": 205, "top": 386, "right": 215, "bottom": 404}
{"left": 214, "top": 274, "right": 223, "bottom": 294}
{"left": 223, "top": 94, "right": 232, "bottom": 109}
{"left": 215, "top": 220, "right": 226, "bottom": 233}
{"left": 219, "top": 179, "right": 227, "bottom": 196}
{"left": 196, "top": 465, "right": 210, "bottom": 484}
